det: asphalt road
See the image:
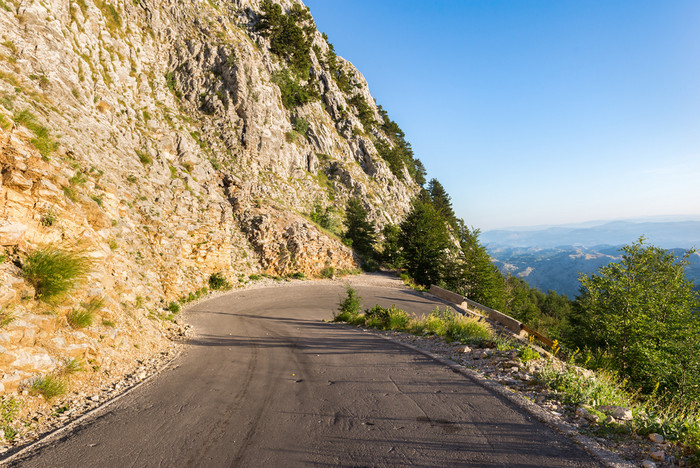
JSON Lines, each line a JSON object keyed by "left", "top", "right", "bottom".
{"left": 9, "top": 282, "right": 602, "bottom": 467}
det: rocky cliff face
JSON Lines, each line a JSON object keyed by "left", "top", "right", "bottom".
{"left": 0, "top": 0, "right": 418, "bottom": 426}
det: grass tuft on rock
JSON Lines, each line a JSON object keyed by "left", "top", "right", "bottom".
{"left": 67, "top": 308, "right": 94, "bottom": 328}
{"left": 30, "top": 374, "right": 67, "bottom": 400}
{"left": 22, "top": 247, "right": 91, "bottom": 303}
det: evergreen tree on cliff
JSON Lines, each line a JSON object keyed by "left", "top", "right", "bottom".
{"left": 399, "top": 200, "right": 450, "bottom": 287}
{"left": 427, "top": 179, "right": 457, "bottom": 227}
{"left": 455, "top": 222, "right": 506, "bottom": 310}
{"left": 344, "top": 198, "right": 377, "bottom": 259}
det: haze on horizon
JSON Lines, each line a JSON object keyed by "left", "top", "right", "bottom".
{"left": 305, "top": 0, "right": 700, "bottom": 230}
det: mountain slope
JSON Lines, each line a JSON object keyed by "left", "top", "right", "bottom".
{"left": 490, "top": 245, "right": 700, "bottom": 297}
{"left": 0, "top": 0, "right": 419, "bottom": 416}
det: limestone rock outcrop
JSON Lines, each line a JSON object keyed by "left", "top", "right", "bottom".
{"left": 0, "top": 0, "right": 418, "bottom": 412}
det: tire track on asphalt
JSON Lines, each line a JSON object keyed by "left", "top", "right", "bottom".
{"left": 184, "top": 316, "right": 259, "bottom": 466}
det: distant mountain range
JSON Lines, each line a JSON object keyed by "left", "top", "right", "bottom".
{"left": 482, "top": 220, "right": 700, "bottom": 250}
{"left": 482, "top": 220, "right": 700, "bottom": 298}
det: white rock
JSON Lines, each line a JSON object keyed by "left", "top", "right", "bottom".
{"left": 575, "top": 407, "right": 591, "bottom": 419}
{"left": 641, "top": 461, "right": 656, "bottom": 468}
{"left": 598, "top": 405, "right": 633, "bottom": 421}
{"left": 650, "top": 450, "right": 665, "bottom": 462}
{"left": 10, "top": 348, "right": 56, "bottom": 371}
{"left": 648, "top": 433, "right": 664, "bottom": 443}
{"left": 0, "top": 223, "right": 28, "bottom": 246}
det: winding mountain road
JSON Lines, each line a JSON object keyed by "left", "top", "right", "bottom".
{"left": 9, "top": 280, "right": 602, "bottom": 467}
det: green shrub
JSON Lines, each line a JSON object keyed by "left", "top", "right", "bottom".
{"left": 364, "top": 305, "right": 388, "bottom": 328}
{"left": 348, "top": 94, "right": 375, "bottom": 129}
{"left": 166, "top": 302, "right": 180, "bottom": 314}
{"left": 208, "top": 272, "right": 231, "bottom": 290}
{"left": 285, "top": 130, "right": 299, "bottom": 143}
{"left": 536, "top": 363, "right": 632, "bottom": 408}
{"left": 320, "top": 266, "right": 335, "bottom": 279}
{"left": 518, "top": 346, "right": 541, "bottom": 363}
{"left": 333, "top": 289, "right": 366, "bottom": 326}
{"left": 41, "top": 209, "right": 56, "bottom": 227}
{"left": 272, "top": 69, "right": 317, "bottom": 109}
{"left": 22, "top": 247, "right": 91, "bottom": 303}
{"left": 164, "top": 72, "right": 181, "bottom": 98}
{"left": 255, "top": 0, "right": 313, "bottom": 78}
{"left": 30, "top": 374, "right": 67, "bottom": 400}
{"left": 334, "top": 287, "right": 362, "bottom": 322}
{"left": 289, "top": 272, "right": 305, "bottom": 280}
{"left": 67, "top": 308, "right": 94, "bottom": 328}
{"left": 0, "top": 397, "right": 19, "bottom": 441}
{"left": 136, "top": 149, "right": 152, "bottom": 165}
{"left": 443, "top": 316, "right": 491, "bottom": 343}
{"left": 292, "top": 116, "right": 309, "bottom": 135}
{"left": 364, "top": 305, "right": 410, "bottom": 330}
{"left": 309, "top": 203, "right": 340, "bottom": 234}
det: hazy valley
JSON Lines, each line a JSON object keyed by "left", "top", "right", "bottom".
{"left": 483, "top": 220, "right": 700, "bottom": 297}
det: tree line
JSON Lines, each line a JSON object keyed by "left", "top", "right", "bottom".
{"left": 342, "top": 182, "right": 700, "bottom": 404}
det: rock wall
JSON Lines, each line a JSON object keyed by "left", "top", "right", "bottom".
{"left": 0, "top": 0, "right": 417, "bottom": 419}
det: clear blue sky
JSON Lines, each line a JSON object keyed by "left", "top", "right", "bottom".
{"left": 304, "top": 0, "right": 700, "bottom": 230}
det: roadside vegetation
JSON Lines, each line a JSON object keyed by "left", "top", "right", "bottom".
{"left": 30, "top": 374, "right": 68, "bottom": 400}
{"left": 208, "top": 272, "right": 232, "bottom": 291}
{"left": 0, "top": 397, "right": 20, "bottom": 441}
{"left": 334, "top": 287, "right": 506, "bottom": 351}
{"left": 334, "top": 287, "right": 700, "bottom": 459}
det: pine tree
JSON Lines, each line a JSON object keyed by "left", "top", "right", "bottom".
{"left": 427, "top": 179, "right": 456, "bottom": 227}
{"left": 343, "top": 198, "right": 376, "bottom": 259}
{"left": 399, "top": 200, "right": 450, "bottom": 287}
{"left": 380, "top": 224, "right": 402, "bottom": 267}
{"left": 455, "top": 222, "right": 506, "bottom": 310}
